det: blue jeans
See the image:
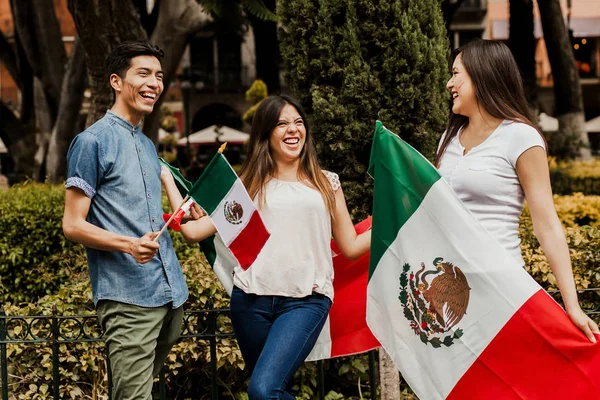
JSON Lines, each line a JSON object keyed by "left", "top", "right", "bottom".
{"left": 230, "top": 286, "right": 332, "bottom": 400}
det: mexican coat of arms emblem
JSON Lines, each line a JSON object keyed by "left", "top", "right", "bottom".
{"left": 399, "top": 257, "right": 471, "bottom": 347}
{"left": 224, "top": 200, "right": 244, "bottom": 225}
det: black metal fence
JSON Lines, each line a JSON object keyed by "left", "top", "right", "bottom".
{"left": 0, "top": 301, "right": 377, "bottom": 400}
{"left": 2, "top": 289, "right": 598, "bottom": 400}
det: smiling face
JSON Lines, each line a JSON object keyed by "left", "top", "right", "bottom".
{"left": 447, "top": 54, "right": 477, "bottom": 118}
{"left": 269, "top": 103, "right": 306, "bottom": 164}
{"left": 111, "top": 55, "right": 164, "bottom": 120}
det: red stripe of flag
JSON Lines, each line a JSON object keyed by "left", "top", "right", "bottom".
{"left": 448, "top": 289, "right": 600, "bottom": 399}
{"left": 228, "top": 210, "right": 270, "bottom": 270}
{"left": 330, "top": 217, "right": 380, "bottom": 357}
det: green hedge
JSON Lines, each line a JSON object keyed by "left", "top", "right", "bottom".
{"left": 521, "top": 195, "right": 600, "bottom": 321}
{"left": 0, "top": 183, "right": 86, "bottom": 304}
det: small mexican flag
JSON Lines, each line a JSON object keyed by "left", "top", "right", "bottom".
{"left": 366, "top": 122, "right": 600, "bottom": 399}
{"left": 160, "top": 153, "right": 270, "bottom": 271}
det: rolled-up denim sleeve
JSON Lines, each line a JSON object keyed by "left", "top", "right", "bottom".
{"left": 65, "top": 132, "right": 101, "bottom": 198}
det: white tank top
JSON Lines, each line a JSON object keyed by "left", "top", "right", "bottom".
{"left": 438, "top": 120, "right": 546, "bottom": 265}
{"left": 232, "top": 171, "right": 340, "bottom": 300}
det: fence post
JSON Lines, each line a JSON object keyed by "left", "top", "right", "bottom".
{"left": 369, "top": 350, "right": 377, "bottom": 400}
{"left": 208, "top": 299, "right": 218, "bottom": 400}
{"left": 51, "top": 305, "right": 60, "bottom": 399}
{"left": 1, "top": 307, "right": 8, "bottom": 400}
{"left": 159, "top": 368, "right": 167, "bottom": 399}
{"left": 106, "top": 346, "right": 113, "bottom": 400}
{"left": 317, "top": 360, "right": 325, "bottom": 400}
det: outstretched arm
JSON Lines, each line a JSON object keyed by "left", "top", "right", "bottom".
{"left": 517, "top": 146, "right": 599, "bottom": 343}
{"left": 161, "top": 166, "right": 217, "bottom": 243}
{"left": 331, "top": 186, "right": 371, "bottom": 261}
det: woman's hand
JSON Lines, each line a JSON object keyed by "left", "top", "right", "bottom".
{"left": 181, "top": 203, "right": 206, "bottom": 223}
{"left": 567, "top": 306, "right": 599, "bottom": 343}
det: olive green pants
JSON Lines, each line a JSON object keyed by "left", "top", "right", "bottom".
{"left": 97, "top": 301, "right": 183, "bottom": 400}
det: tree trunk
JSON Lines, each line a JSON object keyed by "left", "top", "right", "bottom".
{"left": 379, "top": 349, "right": 400, "bottom": 399}
{"left": 67, "top": 0, "right": 148, "bottom": 127}
{"left": 11, "top": 0, "right": 66, "bottom": 121}
{"left": 133, "top": 0, "right": 160, "bottom": 37}
{"left": 0, "top": 101, "right": 36, "bottom": 178}
{"left": 47, "top": 39, "right": 88, "bottom": 184}
{"left": 143, "top": 0, "right": 207, "bottom": 144}
{"left": 508, "top": 0, "right": 539, "bottom": 116}
{"left": 537, "top": 0, "right": 591, "bottom": 159}
{"left": 248, "top": 0, "right": 280, "bottom": 93}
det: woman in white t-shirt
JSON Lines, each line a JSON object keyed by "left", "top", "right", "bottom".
{"left": 436, "top": 39, "right": 599, "bottom": 343}
{"left": 162, "top": 95, "right": 371, "bottom": 399}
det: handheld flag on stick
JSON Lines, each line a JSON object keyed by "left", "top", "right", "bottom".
{"left": 158, "top": 146, "right": 270, "bottom": 271}
{"left": 163, "top": 197, "right": 195, "bottom": 231}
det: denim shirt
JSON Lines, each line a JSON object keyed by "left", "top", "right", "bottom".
{"left": 65, "top": 110, "right": 188, "bottom": 308}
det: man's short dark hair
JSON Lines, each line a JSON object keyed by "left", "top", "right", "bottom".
{"left": 105, "top": 40, "right": 164, "bottom": 95}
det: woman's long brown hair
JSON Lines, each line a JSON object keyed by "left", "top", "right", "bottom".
{"left": 238, "top": 95, "right": 336, "bottom": 215}
{"left": 434, "top": 40, "right": 540, "bottom": 167}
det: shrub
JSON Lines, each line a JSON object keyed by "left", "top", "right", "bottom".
{"left": 1, "top": 241, "right": 247, "bottom": 400}
{"left": 548, "top": 157, "right": 600, "bottom": 195}
{"left": 521, "top": 199, "right": 600, "bottom": 322}
{"left": 278, "top": 0, "right": 449, "bottom": 219}
{"left": 0, "top": 182, "right": 85, "bottom": 304}
{"left": 548, "top": 157, "right": 600, "bottom": 179}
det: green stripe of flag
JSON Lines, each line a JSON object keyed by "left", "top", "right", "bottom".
{"left": 158, "top": 158, "right": 193, "bottom": 194}
{"left": 367, "top": 121, "right": 441, "bottom": 280}
{"left": 187, "top": 153, "right": 238, "bottom": 215}
{"left": 158, "top": 157, "right": 219, "bottom": 267}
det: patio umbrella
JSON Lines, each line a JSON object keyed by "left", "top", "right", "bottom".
{"left": 178, "top": 125, "right": 249, "bottom": 147}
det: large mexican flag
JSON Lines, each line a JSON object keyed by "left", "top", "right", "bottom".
{"left": 366, "top": 122, "right": 600, "bottom": 399}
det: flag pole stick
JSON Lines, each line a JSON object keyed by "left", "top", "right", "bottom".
{"left": 153, "top": 195, "right": 190, "bottom": 242}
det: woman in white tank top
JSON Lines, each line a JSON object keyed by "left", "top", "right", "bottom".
{"left": 436, "top": 40, "right": 598, "bottom": 343}
{"left": 162, "top": 95, "right": 371, "bottom": 399}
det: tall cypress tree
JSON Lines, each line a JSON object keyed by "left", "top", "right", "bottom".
{"left": 279, "top": 0, "right": 449, "bottom": 218}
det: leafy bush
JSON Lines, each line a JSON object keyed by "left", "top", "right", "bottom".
{"left": 548, "top": 157, "right": 600, "bottom": 195}
{"left": 520, "top": 197, "right": 600, "bottom": 321}
{"left": 0, "top": 182, "right": 85, "bottom": 304}
{"left": 243, "top": 79, "right": 268, "bottom": 123}
{"left": 548, "top": 157, "right": 600, "bottom": 179}
{"left": 1, "top": 241, "right": 247, "bottom": 400}
{"left": 278, "top": 0, "right": 449, "bottom": 219}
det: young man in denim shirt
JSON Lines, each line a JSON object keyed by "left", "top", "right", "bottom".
{"left": 63, "top": 41, "right": 196, "bottom": 399}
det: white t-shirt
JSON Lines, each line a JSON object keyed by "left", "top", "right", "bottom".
{"left": 437, "top": 120, "right": 546, "bottom": 265}
{"left": 232, "top": 171, "right": 340, "bottom": 300}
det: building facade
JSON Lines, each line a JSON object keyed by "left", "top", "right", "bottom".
{"left": 448, "top": 0, "right": 600, "bottom": 118}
